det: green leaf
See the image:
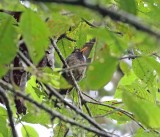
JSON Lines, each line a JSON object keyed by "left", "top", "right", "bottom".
{"left": 118, "top": 0, "right": 137, "bottom": 14}
{"left": 132, "top": 57, "right": 158, "bottom": 84}
{"left": 87, "top": 102, "right": 130, "bottom": 124}
{"left": 0, "top": 65, "right": 8, "bottom": 79}
{"left": 26, "top": 76, "right": 43, "bottom": 103}
{"left": 133, "top": 35, "right": 159, "bottom": 55}
{"left": 86, "top": 103, "right": 109, "bottom": 117}
{"left": 114, "top": 71, "right": 137, "bottom": 99}
{"left": 0, "top": 0, "right": 26, "bottom": 11}
{"left": 67, "top": 22, "right": 89, "bottom": 48}
{"left": 47, "top": 14, "right": 71, "bottom": 37}
{"left": 123, "top": 91, "right": 160, "bottom": 128}
{"left": 0, "top": 105, "right": 7, "bottom": 119}
{"left": 21, "top": 112, "right": 50, "bottom": 125}
{"left": 134, "top": 128, "right": 159, "bottom": 137}
{"left": 0, "top": 133, "right": 3, "bottom": 137}
{"left": 115, "top": 68, "right": 157, "bottom": 102}
{"left": 87, "top": 28, "right": 127, "bottom": 56}
{"left": 54, "top": 122, "right": 68, "bottom": 137}
{"left": 20, "top": 9, "right": 50, "bottom": 64}
{"left": 119, "top": 60, "right": 131, "bottom": 75}
{"left": 86, "top": 50, "right": 118, "bottom": 90}
{"left": 0, "top": 12, "right": 17, "bottom": 24}
{"left": 0, "top": 116, "right": 9, "bottom": 137}
{"left": 0, "top": 13, "right": 18, "bottom": 78}
{"left": 21, "top": 125, "right": 39, "bottom": 137}
{"left": 40, "top": 71, "right": 71, "bottom": 89}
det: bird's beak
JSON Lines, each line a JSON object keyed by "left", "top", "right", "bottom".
{"left": 80, "top": 47, "right": 88, "bottom": 54}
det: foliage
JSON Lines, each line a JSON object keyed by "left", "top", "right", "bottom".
{"left": 0, "top": 0, "right": 160, "bottom": 137}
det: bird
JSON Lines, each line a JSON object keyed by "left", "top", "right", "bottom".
{"left": 59, "top": 38, "right": 95, "bottom": 95}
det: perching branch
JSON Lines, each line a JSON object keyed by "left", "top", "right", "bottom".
{"left": 58, "top": 63, "right": 89, "bottom": 72}
{"left": 50, "top": 38, "right": 83, "bottom": 109}
{"left": 30, "top": 0, "right": 160, "bottom": 39}
{"left": 50, "top": 39, "right": 82, "bottom": 94}
{"left": 0, "top": 87, "right": 18, "bottom": 137}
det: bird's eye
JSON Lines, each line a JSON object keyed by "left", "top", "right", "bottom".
{"left": 76, "top": 49, "right": 80, "bottom": 52}
{"left": 73, "top": 49, "right": 80, "bottom": 52}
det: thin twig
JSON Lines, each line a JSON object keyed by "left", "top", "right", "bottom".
{"left": 82, "top": 92, "right": 100, "bottom": 103}
{"left": 58, "top": 63, "right": 89, "bottom": 72}
{"left": 82, "top": 18, "right": 97, "bottom": 28}
{"left": 119, "top": 55, "right": 140, "bottom": 60}
{"left": 0, "top": 87, "right": 18, "bottom": 137}
{"left": 57, "top": 33, "right": 76, "bottom": 42}
{"left": 19, "top": 121, "right": 30, "bottom": 137}
{"left": 152, "top": 53, "right": 160, "bottom": 59}
{"left": 65, "top": 36, "right": 76, "bottom": 42}
{"left": 82, "top": 18, "right": 123, "bottom": 36}
{"left": 87, "top": 101, "right": 147, "bottom": 131}
{"left": 84, "top": 103, "right": 93, "bottom": 117}
{"left": 17, "top": 51, "right": 36, "bottom": 70}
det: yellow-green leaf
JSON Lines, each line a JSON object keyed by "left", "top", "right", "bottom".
{"left": 21, "top": 125, "right": 39, "bottom": 137}
{"left": 86, "top": 53, "right": 118, "bottom": 90}
{"left": 20, "top": 9, "right": 49, "bottom": 64}
{"left": 123, "top": 91, "right": 160, "bottom": 128}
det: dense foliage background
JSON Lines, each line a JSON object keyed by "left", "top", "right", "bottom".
{"left": 0, "top": 0, "right": 160, "bottom": 137}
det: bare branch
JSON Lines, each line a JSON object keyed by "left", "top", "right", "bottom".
{"left": 0, "top": 87, "right": 18, "bottom": 137}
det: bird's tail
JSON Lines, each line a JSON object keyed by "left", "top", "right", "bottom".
{"left": 81, "top": 38, "right": 96, "bottom": 58}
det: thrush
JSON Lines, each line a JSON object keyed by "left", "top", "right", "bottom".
{"left": 59, "top": 38, "right": 95, "bottom": 94}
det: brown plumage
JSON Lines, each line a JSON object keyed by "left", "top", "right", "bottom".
{"left": 59, "top": 38, "right": 95, "bottom": 94}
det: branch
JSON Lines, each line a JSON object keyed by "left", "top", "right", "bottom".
{"left": 83, "top": 103, "right": 93, "bottom": 117}
{"left": 50, "top": 39, "right": 81, "bottom": 92}
{"left": 17, "top": 50, "right": 36, "bottom": 70}
{"left": 11, "top": 48, "right": 111, "bottom": 134}
{"left": 30, "top": 0, "right": 160, "bottom": 38}
{"left": 119, "top": 55, "right": 140, "bottom": 60}
{"left": 82, "top": 18, "right": 97, "bottom": 28}
{"left": 58, "top": 63, "right": 89, "bottom": 72}
{"left": 0, "top": 87, "right": 18, "bottom": 137}
{"left": 87, "top": 101, "right": 147, "bottom": 131}
{"left": 50, "top": 38, "right": 83, "bottom": 109}
{"left": 0, "top": 80, "right": 117, "bottom": 137}
{"left": 57, "top": 33, "right": 76, "bottom": 42}
{"left": 81, "top": 92, "right": 147, "bottom": 131}
{"left": 44, "top": 84, "right": 107, "bottom": 132}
